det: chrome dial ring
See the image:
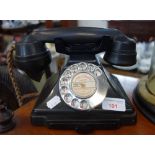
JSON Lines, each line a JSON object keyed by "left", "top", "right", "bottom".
{"left": 59, "top": 62, "right": 108, "bottom": 110}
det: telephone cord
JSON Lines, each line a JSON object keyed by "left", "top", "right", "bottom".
{"left": 7, "top": 43, "right": 23, "bottom": 106}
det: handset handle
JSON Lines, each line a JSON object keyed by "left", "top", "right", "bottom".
{"left": 20, "top": 27, "right": 120, "bottom": 43}
{"left": 16, "top": 27, "right": 135, "bottom": 55}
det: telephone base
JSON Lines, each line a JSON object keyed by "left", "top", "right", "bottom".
{"left": 31, "top": 75, "right": 136, "bottom": 131}
{"left": 31, "top": 110, "right": 136, "bottom": 131}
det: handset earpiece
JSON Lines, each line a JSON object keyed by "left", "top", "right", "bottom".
{"left": 15, "top": 41, "right": 52, "bottom": 81}
{"left": 104, "top": 36, "right": 136, "bottom": 66}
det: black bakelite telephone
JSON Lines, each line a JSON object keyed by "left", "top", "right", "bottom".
{"left": 11, "top": 27, "right": 137, "bottom": 132}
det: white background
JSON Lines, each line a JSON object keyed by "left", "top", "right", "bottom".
{"left": 0, "top": 0, "right": 155, "bottom": 155}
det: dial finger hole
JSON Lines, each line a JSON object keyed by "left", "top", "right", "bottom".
{"left": 71, "top": 98, "right": 79, "bottom": 108}
{"left": 80, "top": 100, "right": 88, "bottom": 109}
{"left": 64, "top": 93, "right": 72, "bottom": 103}
{"left": 78, "top": 62, "right": 87, "bottom": 71}
{"left": 60, "top": 86, "right": 68, "bottom": 95}
{"left": 94, "top": 68, "right": 102, "bottom": 77}
{"left": 60, "top": 77, "right": 69, "bottom": 85}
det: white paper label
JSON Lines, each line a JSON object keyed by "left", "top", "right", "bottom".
{"left": 47, "top": 96, "right": 61, "bottom": 109}
{"left": 102, "top": 97, "right": 126, "bottom": 112}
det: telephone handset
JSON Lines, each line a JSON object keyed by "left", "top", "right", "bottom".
{"left": 12, "top": 27, "right": 137, "bottom": 131}
{"left": 15, "top": 27, "right": 136, "bottom": 80}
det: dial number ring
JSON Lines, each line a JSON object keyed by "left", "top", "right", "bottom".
{"left": 59, "top": 62, "right": 108, "bottom": 110}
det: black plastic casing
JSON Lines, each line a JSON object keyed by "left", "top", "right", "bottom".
{"left": 14, "top": 27, "right": 137, "bottom": 132}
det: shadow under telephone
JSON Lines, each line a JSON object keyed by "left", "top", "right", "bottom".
{"left": 9, "top": 27, "right": 137, "bottom": 132}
